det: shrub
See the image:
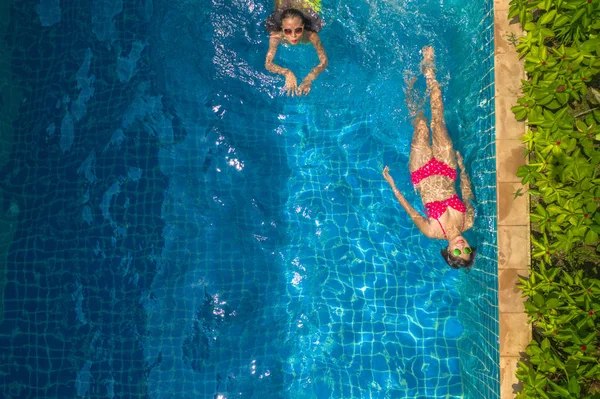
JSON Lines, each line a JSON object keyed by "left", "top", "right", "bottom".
{"left": 508, "top": 0, "right": 600, "bottom": 266}
{"left": 516, "top": 265, "right": 600, "bottom": 398}
{"left": 508, "top": 0, "right": 600, "bottom": 396}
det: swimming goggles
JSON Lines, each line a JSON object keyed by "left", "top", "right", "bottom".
{"left": 453, "top": 247, "right": 472, "bottom": 256}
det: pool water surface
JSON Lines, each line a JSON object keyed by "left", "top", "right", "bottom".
{"left": 0, "top": 0, "right": 498, "bottom": 398}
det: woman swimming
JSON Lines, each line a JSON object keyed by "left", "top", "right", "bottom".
{"left": 265, "top": 0, "right": 328, "bottom": 96}
{"left": 382, "top": 46, "right": 476, "bottom": 269}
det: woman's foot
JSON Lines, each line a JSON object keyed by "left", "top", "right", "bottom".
{"left": 420, "top": 46, "right": 436, "bottom": 79}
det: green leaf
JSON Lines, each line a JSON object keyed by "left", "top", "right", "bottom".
{"left": 566, "top": 358, "right": 580, "bottom": 373}
{"left": 583, "top": 331, "right": 597, "bottom": 345}
{"left": 539, "top": 9, "right": 557, "bottom": 25}
{"left": 547, "top": 204, "right": 566, "bottom": 216}
{"left": 584, "top": 364, "right": 600, "bottom": 378}
{"left": 556, "top": 92, "right": 570, "bottom": 104}
{"left": 525, "top": 301, "right": 539, "bottom": 313}
{"left": 546, "top": 298, "right": 561, "bottom": 309}
{"left": 515, "top": 108, "right": 528, "bottom": 120}
{"left": 553, "top": 15, "right": 571, "bottom": 28}
{"left": 572, "top": 8, "right": 586, "bottom": 22}
{"left": 575, "top": 120, "right": 588, "bottom": 132}
{"left": 585, "top": 229, "right": 599, "bottom": 245}
{"left": 556, "top": 313, "right": 577, "bottom": 324}
{"left": 580, "top": 38, "right": 600, "bottom": 53}
{"left": 541, "top": 338, "right": 551, "bottom": 350}
{"left": 533, "top": 293, "right": 545, "bottom": 306}
{"left": 568, "top": 376, "right": 581, "bottom": 397}
{"left": 536, "top": 388, "right": 551, "bottom": 399}
{"left": 576, "top": 316, "right": 591, "bottom": 329}
{"left": 541, "top": 28, "right": 555, "bottom": 38}
{"left": 548, "top": 380, "right": 571, "bottom": 397}
{"left": 563, "top": 271, "right": 574, "bottom": 285}
{"left": 526, "top": 344, "right": 543, "bottom": 356}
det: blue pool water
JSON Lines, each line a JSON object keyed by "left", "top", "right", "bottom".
{"left": 0, "top": 0, "right": 498, "bottom": 398}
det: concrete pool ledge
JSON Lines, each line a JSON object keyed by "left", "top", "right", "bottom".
{"left": 494, "top": 0, "right": 532, "bottom": 398}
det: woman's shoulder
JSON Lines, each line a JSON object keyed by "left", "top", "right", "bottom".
{"left": 306, "top": 30, "right": 321, "bottom": 42}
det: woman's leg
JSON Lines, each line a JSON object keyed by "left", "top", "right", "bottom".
{"left": 405, "top": 73, "right": 433, "bottom": 172}
{"left": 409, "top": 115, "right": 434, "bottom": 173}
{"left": 421, "top": 46, "right": 457, "bottom": 168}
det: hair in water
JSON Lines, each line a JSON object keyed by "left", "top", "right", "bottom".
{"left": 266, "top": 8, "right": 314, "bottom": 33}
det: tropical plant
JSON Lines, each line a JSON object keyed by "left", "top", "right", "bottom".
{"left": 516, "top": 267, "right": 600, "bottom": 398}
{"left": 508, "top": 0, "right": 600, "bottom": 395}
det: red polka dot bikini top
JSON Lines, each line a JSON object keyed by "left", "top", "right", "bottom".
{"left": 410, "top": 158, "right": 467, "bottom": 238}
{"left": 425, "top": 195, "right": 466, "bottom": 220}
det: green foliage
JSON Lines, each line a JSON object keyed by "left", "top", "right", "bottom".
{"left": 516, "top": 267, "right": 600, "bottom": 398}
{"left": 518, "top": 109, "right": 600, "bottom": 264}
{"left": 508, "top": 0, "right": 600, "bottom": 266}
{"left": 508, "top": 0, "right": 600, "bottom": 395}
{"left": 508, "top": 0, "right": 600, "bottom": 46}
{"left": 510, "top": 44, "right": 598, "bottom": 118}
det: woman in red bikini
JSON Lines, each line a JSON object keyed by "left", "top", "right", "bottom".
{"left": 382, "top": 46, "right": 476, "bottom": 269}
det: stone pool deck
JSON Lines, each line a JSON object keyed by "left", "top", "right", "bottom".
{"left": 494, "top": 0, "right": 531, "bottom": 397}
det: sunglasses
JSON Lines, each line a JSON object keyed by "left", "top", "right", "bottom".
{"left": 453, "top": 247, "right": 472, "bottom": 256}
{"left": 283, "top": 27, "right": 304, "bottom": 36}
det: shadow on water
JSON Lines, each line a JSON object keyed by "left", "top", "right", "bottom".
{"left": 1, "top": 0, "right": 167, "bottom": 397}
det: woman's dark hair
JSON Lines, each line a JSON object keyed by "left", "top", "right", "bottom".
{"left": 265, "top": 8, "right": 313, "bottom": 33}
{"left": 440, "top": 247, "right": 477, "bottom": 270}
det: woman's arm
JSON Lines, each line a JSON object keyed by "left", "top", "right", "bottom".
{"left": 382, "top": 166, "right": 439, "bottom": 238}
{"left": 265, "top": 34, "right": 287, "bottom": 75}
{"left": 265, "top": 34, "right": 298, "bottom": 96}
{"left": 456, "top": 152, "right": 475, "bottom": 229}
{"left": 297, "top": 31, "right": 328, "bottom": 95}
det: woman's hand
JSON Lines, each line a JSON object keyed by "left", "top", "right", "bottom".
{"left": 382, "top": 165, "right": 429, "bottom": 233}
{"left": 382, "top": 166, "right": 395, "bottom": 186}
{"left": 283, "top": 71, "right": 298, "bottom": 96}
{"left": 296, "top": 78, "right": 313, "bottom": 96}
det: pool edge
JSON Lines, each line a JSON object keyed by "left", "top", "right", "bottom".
{"left": 493, "top": 1, "right": 532, "bottom": 398}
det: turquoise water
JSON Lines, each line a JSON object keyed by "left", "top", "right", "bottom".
{"left": 0, "top": 0, "right": 497, "bottom": 398}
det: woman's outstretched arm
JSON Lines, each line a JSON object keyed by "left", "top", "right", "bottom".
{"left": 382, "top": 166, "right": 439, "bottom": 238}
{"left": 456, "top": 152, "right": 475, "bottom": 229}
{"left": 265, "top": 34, "right": 298, "bottom": 96}
{"left": 297, "top": 31, "right": 328, "bottom": 95}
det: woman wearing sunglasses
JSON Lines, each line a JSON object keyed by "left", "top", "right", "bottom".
{"left": 265, "top": 1, "right": 328, "bottom": 96}
{"left": 382, "top": 46, "right": 476, "bottom": 270}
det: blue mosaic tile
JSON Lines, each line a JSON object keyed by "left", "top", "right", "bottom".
{"left": 0, "top": 0, "right": 498, "bottom": 398}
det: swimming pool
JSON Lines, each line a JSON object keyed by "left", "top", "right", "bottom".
{"left": 0, "top": 0, "right": 497, "bottom": 398}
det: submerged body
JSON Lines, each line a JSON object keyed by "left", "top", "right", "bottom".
{"left": 265, "top": 1, "right": 328, "bottom": 96}
{"left": 383, "top": 46, "right": 476, "bottom": 269}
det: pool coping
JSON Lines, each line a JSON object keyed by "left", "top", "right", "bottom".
{"left": 493, "top": 0, "right": 531, "bottom": 398}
